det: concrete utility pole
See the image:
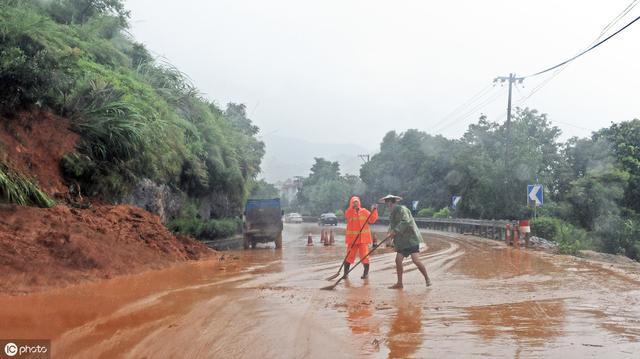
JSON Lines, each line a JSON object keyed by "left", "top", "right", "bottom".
{"left": 493, "top": 73, "right": 524, "bottom": 167}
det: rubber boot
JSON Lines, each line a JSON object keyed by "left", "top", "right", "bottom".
{"left": 343, "top": 262, "right": 351, "bottom": 279}
{"left": 361, "top": 263, "right": 370, "bottom": 279}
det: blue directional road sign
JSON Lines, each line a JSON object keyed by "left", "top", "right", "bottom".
{"left": 451, "top": 196, "right": 462, "bottom": 209}
{"left": 527, "top": 184, "right": 543, "bottom": 207}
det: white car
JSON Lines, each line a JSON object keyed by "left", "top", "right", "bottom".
{"left": 285, "top": 213, "right": 303, "bottom": 223}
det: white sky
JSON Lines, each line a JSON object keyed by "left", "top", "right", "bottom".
{"left": 126, "top": 0, "right": 640, "bottom": 145}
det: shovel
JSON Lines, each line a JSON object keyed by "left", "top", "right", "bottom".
{"left": 325, "top": 209, "right": 376, "bottom": 281}
{"left": 321, "top": 235, "right": 392, "bottom": 290}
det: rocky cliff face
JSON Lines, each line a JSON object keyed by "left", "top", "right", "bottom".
{"left": 125, "top": 179, "right": 240, "bottom": 222}
{"left": 124, "top": 179, "right": 186, "bottom": 223}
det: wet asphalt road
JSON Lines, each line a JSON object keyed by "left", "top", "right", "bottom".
{"left": 0, "top": 223, "right": 639, "bottom": 358}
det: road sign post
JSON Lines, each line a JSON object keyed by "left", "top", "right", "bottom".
{"left": 527, "top": 184, "right": 543, "bottom": 218}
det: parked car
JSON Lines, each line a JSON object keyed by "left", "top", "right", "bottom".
{"left": 285, "top": 212, "right": 303, "bottom": 223}
{"left": 243, "top": 198, "right": 284, "bottom": 249}
{"left": 319, "top": 213, "right": 338, "bottom": 226}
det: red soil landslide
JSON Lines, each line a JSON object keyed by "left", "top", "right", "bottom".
{"left": 0, "top": 110, "right": 215, "bottom": 295}
{"left": 0, "top": 110, "right": 78, "bottom": 195}
{"left": 0, "top": 203, "right": 214, "bottom": 295}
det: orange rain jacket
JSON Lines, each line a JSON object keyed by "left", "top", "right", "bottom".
{"left": 344, "top": 196, "right": 379, "bottom": 245}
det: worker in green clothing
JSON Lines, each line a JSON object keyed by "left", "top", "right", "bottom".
{"left": 380, "top": 194, "right": 431, "bottom": 289}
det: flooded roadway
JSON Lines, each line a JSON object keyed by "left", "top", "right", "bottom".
{"left": 1, "top": 224, "right": 639, "bottom": 358}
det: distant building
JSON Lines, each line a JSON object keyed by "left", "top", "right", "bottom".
{"left": 279, "top": 177, "right": 303, "bottom": 204}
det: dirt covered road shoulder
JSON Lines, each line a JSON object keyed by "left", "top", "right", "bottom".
{"left": 0, "top": 203, "right": 214, "bottom": 295}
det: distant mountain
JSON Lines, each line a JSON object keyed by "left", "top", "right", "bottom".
{"left": 260, "top": 134, "right": 371, "bottom": 182}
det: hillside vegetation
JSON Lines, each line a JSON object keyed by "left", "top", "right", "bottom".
{"left": 1, "top": 0, "right": 264, "bottom": 238}
{"left": 359, "top": 109, "right": 640, "bottom": 260}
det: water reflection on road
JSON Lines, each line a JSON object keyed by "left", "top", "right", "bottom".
{"left": 0, "top": 223, "right": 639, "bottom": 358}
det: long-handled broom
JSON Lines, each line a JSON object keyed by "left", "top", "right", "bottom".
{"left": 321, "top": 235, "right": 392, "bottom": 290}
{"left": 325, "top": 209, "right": 377, "bottom": 281}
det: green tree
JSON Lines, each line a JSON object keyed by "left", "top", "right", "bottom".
{"left": 296, "top": 158, "right": 364, "bottom": 215}
{"left": 47, "top": 0, "right": 131, "bottom": 27}
{"left": 249, "top": 179, "right": 278, "bottom": 199}
{"left": 597, "top": 119, "right": 640, "bottom": 215}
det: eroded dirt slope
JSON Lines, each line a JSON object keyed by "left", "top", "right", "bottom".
{"left": 0, "top": 204, "right": 213, "bottom": 294}
{"left": 0, "top": 110, "right": 78, "bottom": 195}
{"left": 0, "top": 110, "right": 214, "bottom": 294}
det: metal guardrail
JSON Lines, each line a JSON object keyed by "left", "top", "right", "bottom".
{"left": 376, "top": 217, "right": 516, "bottom": 241}
{"left": 301, "top": 216, "right": 345, "bottom": 223}
{"left": 297, "top": 215, "right": 516, "bottom": 241}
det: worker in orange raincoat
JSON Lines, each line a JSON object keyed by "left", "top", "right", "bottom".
{"left": 344, "top": 196, "right": 378, "bottom": 279}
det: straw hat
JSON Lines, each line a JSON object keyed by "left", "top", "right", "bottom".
{"left": 378, "top": 194, "right": 403, "bottom": 203}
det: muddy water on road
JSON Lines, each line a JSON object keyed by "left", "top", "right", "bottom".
{"left": 1, "top": 224, "right": 639, "bottom": 358}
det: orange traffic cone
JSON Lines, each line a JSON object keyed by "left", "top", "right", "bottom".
{"left": 329, "top": 230, "right": 335, "bottom": 245}
{"left": 307, "top": 233, "right": 313, "bottom": 246}
{"left": 323, "top": 229, "right": 330, "bottom": 246}
{"left": 372, "top": 232, "right": 378, "bottom": 246}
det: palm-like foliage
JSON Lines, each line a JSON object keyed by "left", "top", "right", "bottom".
{"left": 0, "top": 163, "right": 55, "bottom": 207}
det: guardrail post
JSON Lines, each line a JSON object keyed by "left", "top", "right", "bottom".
{"left": 505, "top": 224, "right": 511, "bottom": 245}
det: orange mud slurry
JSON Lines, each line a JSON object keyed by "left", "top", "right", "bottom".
{"left": 0, "top": 224, "right": 639, "bottom": 358}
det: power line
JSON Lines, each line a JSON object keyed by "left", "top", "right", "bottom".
{"left": 596, "top": 0, "right": 640, "bottom": 42}
{"left": 525, "top": 14, "right": 640, "bottom": 78}
{"left": 516, "top": 1, "right": 640, "bottom": 104}
{"left": 434, "top": 89, "right": 504, "bottom": 133}
{"left": 505, "top": 1, "right": 640, "bottom": 132}
{"left": 432, "top": 2, "right": 639, "bottom": 139}
{"left": 429, "top": 85, "right": 495, "bottom": 131}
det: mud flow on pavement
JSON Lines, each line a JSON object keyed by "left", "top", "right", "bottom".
{"left": 1, "top": 223, "right": 639, "bottom": 358}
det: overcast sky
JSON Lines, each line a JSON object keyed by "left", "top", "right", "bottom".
{"left": 126, "top": 0, "right": 639, "bottom": 146}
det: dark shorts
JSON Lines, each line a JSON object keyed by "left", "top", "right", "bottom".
{"left": 397, "top": 245, "right": 419, "bottom": 258}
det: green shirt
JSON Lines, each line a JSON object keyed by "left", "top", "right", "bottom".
{"left": 389, "top": 205, "right": 423, "bottom": 250}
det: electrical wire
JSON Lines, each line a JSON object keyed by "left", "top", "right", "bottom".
{"left": 432, "top": 2, "right": 639, "bottom": 136}
{"left": 434, "top": 88, "right": 505, "bottom": 133}
{"left": 429, "top": 85, "right": 495, "bottom": 131}
{"left": 595, "top": 0, "right": 640, "bottom": 42}
{"left": 507, "top": 0, "right": 640, "bottom": 131}
{"left": 525, "top": 14, "right": 640, "bottom": 78}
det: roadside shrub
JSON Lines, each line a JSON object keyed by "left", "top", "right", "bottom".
{"left": 555, "top": 222, "right": 587, "bottom": 255}
{"left": 166, "top": 201, "right": 241, "bottom": 239}
{"left": 593, "top": 215, "right": 640, "bottom": 260}
{"left": 433, "top": 207, "right": 451, "bottom": 219}
{"left": 168, "top": 217, "right": 241, "bottom": 240}
{"left": 334, "top": 209, "right": 344, "bottom": 218}
{"left": 531, "top": 216, "right": 591, "bottom": 255}
{"left": 531, "top": 216, "right": 561, "bottom": 240}
{"left": 417, "top": 207, "right": 435, "bottom": 218}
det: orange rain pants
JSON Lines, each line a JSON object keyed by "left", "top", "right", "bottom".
{"left": 346, "top": 243, "right": 370, "bottom": 264}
